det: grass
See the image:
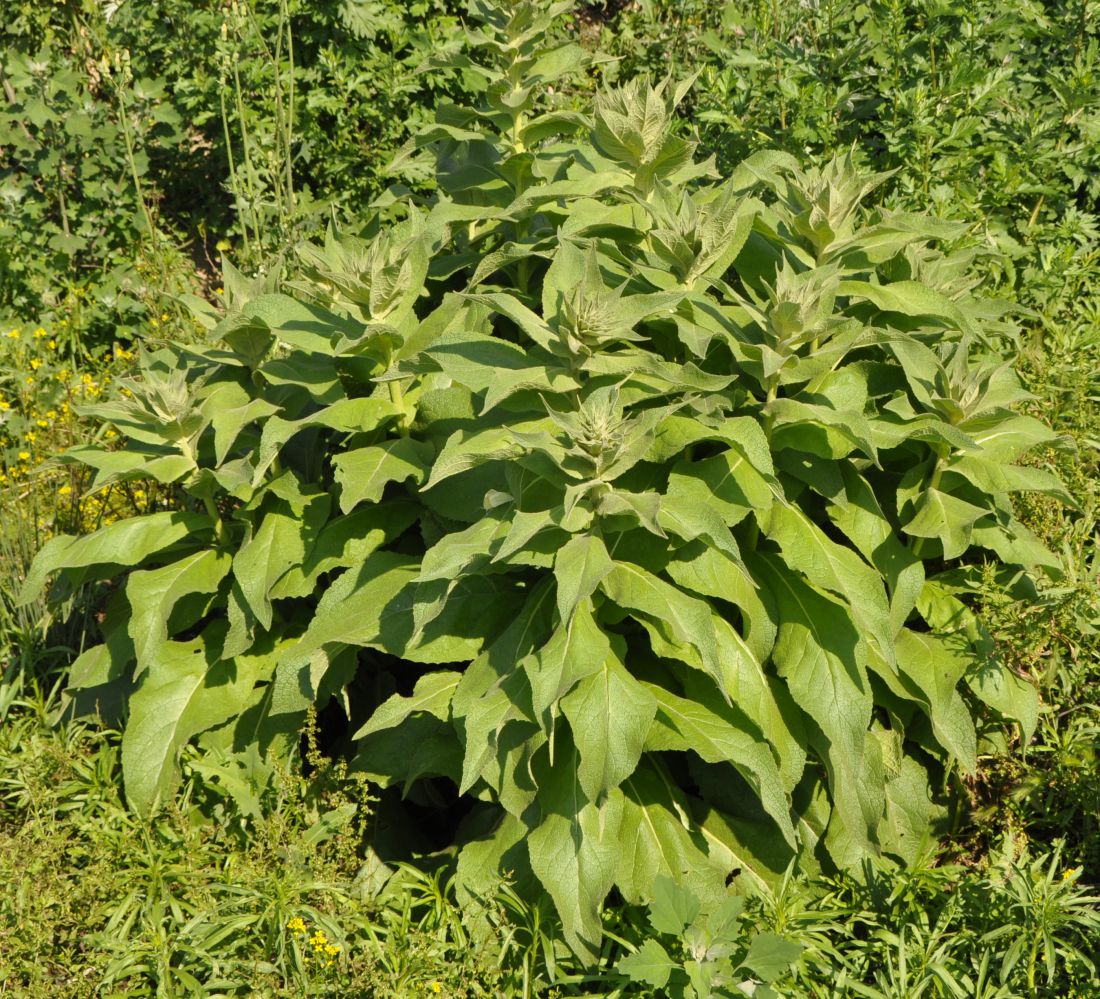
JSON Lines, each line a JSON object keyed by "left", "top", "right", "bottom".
{"left": 1, "top": 694, "right": 1098, "bottom": 996}
{"left": 0, "top": 699, "right": 554, "bottom": 997}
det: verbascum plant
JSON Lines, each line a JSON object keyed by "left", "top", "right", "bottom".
{"left": 20, "top": 0, "right": 1071, "bottom": 960}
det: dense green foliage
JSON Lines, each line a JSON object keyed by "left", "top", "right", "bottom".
{"left": 1, "top": 0, "right": 1099, "bottom": 995}
{"left": 18, "top": 0, "right": 1075, "bottom": 960}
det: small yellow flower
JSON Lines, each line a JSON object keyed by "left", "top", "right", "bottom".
{"left": 30, "top": 358, "right": 42, "bottom": 370}
{"left": 324, "top": 943, "right": 339, "bottom": 956}
{"left": 430, "top": 982, "right": 442, "bottom": 994}
{"left": 150, "top": 318, "right": 159, "bottom": 328}
{"left": 18, "top": 451, "right": 30, "bottom": 462}
{"left": 36, "top": 419, "right": 47, "bottom": 428}
{"left": 1063, "top": 868, "right": 1079, "bottom": 881}
{"left": 0, "top": 400, "right": 9, "bottom": 410}
{"left": 47, "top": 339, "right": 56, "bottom": 349}
{"left": 215, "top": 287, "right": 224, "bottom": 295}
{"left": 25, "top": 376, "right": 34, "bottom": 385}
{"left": 33, "top": 327, "right": 46, "bottom": 339}
{"left": 58, "top": 485, "right": 72, "bottom": 496}
{"left": 160, "top": 312, "right": 169, "bottom": 322}
{"left": 46, "top": 410, "right": 57, "bottom": 419}
{"left": 6, "top": 329, "right": 19, "bottom": 339}
{"left": 25, "top": 431, "right": 36, "bottom": 443}
{"left": 287, "top": 917, "right": 307, "bottom": 933}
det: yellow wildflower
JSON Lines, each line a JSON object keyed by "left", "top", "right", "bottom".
{"left": 6, "top": 329, "right": 19, "bottom": 339}
{"left": 58, "top": 485, "right": 72, "bottom": 496}
{"left": 48, "top": 339, "right": 56, "bottom": 349}
{"left": 18, "top": 451, "right": 30, "bottom": 462}
{"left": 286, "top": 917, "right": 307, "bottom": 933}
{"left": 46, "top": 410, "right": 57, "bottom": 419}
{"left": 430, "top": 982, "right": 442, "bottom": 994}
{"left": 25, "top": 431, "right": 36, "bottom": 443}
{"left": 324, "top": 943, "right": 339, "bottom": 956}
{"left": 33, "top": 327, "right": 46, "bottom": 339}
{"left": 0, "top": 400, "right": 9, "bottom": 410}
{"left": 160, "top": 312, "right": 169, "bottom": 321}
{"left": 30, "top": 358, "right": 42, "bottom": 370}
{"left": 36, "top": 419, "right": 47, "bottom": 428}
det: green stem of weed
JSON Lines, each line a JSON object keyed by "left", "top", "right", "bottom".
{"left": 910, "top": 457, "right": 944, "bottom": 560}
{"left": 388, "top": 378, "right": 410, "bottom": 435}
{"left": 202, "top": 494, "right": 230, "bottom": 546}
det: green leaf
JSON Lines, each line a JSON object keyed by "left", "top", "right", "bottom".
{"left": 122, "top": 625, "right": 282, "bottom": 815}
{"left": 62, "top": 445, "right": 195, "bottom": 490}
{"left": 19, "top": 512, "right": 214, "bottom": 604}
{"left": 753, "top": 556, "right": 877, "bottom": 855}
{"left": 618, "top": 939, "right": 675, "bottom": 988}
{"left": 648, "top": 874, "right": 701, "bottom": 935}
{"left": 666, "top": 450, "right": 774, "bottom": 528}
{"left": 233, "top": 497, "right": 329, "bottom": 631}
{"left": 527, "top": 600, "right": 609, "bottom": 720}
{"left": 761, "top": 502, "right": 895, "bottom": 672}
{"left": 253, "top": 397, "right": 400, "bottom": 484}
{"left": 966, "top": 657, "right": 1039, "bottom": 744}
{"left": 895, "top": 630, "right": 977, "bottom": 772}
{"left": 354, "top": 671, "right": 461, "bottom": 739}
{"left": 739, "top": 933, "right": 803, "bottom": 983}
{"left": 826, "top": 466, "right": 925, "bottom": 635}
{"left": 615, "top": 761, "right": 727, "bottom": 905}
{"left": 126, "top": 550, "right": 231, "bottom": 669}
{"left": 600, "top": 562, "right": 721, "bottom": 688}
{"left": 554, "top": 533, "right": 614, "bottom": 624}
{"left": 526, "top": 750, "right": 624, "bottom": 961}
{"left": 644, "top": 682, "right": 795, "bottom": 847}
{"left": 839, "top": 279, "right": 977, "bottom": 335}
{"left": 333, "top": 438, "right": 434, "bottom": 512}
{"left": 560, "top": 645, "right": 656, "bottom": 800}
{"left": 423, "top": 424, "right": 528, "bottom": 490}
{"left": 270, "top": 501, "right": 418, "bottom": 599}
{"left": 903, "top": 487, "right": 989, "bottom": 559}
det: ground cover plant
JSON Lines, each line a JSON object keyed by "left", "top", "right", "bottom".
{"left": 1, "top": 0, "right": 1099, "bottom": 995}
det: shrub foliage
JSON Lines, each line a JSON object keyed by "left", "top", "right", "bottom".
{"left": 22, "top": 0, "right": 1070, "bottom": 959}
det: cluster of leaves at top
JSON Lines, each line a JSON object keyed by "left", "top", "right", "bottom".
{"left": 22, "top": 0, "right": 1073, "bottom": 962}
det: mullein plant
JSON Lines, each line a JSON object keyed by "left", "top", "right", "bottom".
{"left": 20, "top": 0, "right": 1071, "bottom": 961}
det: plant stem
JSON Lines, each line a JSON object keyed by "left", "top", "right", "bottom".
{"left": 202, "top": 494, "right": 229, "bottom": 546}
{"left": 910, "top": 457, "right": 944, "bottom": 560}
{"left": 389, "top": 378, "right": 410, "bottom": 434}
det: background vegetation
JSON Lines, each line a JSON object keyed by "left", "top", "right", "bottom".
{"left": 1, "top": 0, "right": 1097, "bottom": 995}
